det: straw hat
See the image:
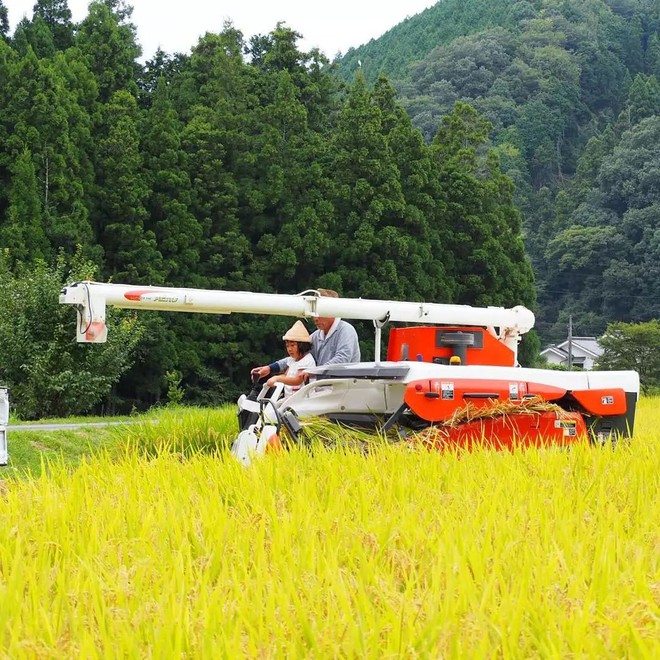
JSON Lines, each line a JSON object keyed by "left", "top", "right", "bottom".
{"left": 282, "top": 320, "right": 311, "bottom": 342}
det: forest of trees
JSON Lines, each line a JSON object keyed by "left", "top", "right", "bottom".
{"left": 0, "top": 1, "right": 536, "bottom": 417}
{"left": 339, "top": 0, "right": 660, "bottom": 341}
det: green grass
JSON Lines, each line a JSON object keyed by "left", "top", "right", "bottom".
{"left": 4, "top": 426, "right": 124, "bottom": 478}
{"left": 2, "top": 405, "right": 238, "bottom": 478}
{"left": 9, "top": 414, "right": 135, "bottom": 425}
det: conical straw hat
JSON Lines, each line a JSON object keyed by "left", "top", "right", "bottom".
{"left": 282, "top": 320, "right": 311, "bottom": 342}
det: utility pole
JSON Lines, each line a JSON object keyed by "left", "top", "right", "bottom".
{"left": 567, "top": 315, "right": 573, "bottom": 371}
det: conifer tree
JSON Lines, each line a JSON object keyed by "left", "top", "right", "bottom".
{"left": 94, "top": 90, "right": 162, "bottom": 281}
{"left": 328, "top": 73, "right": 407, "bottom": 299}
{"left": 0, "top": 1, "right": 9, "bottom": 39}
{"left": 3, "top": 47, "right": 95, "bottom": 255}
{"left": 372, "top": 74, "right": 454, "bottom": 303}
{"left": 625, "top": 73, "right": 660, "bottom": 123}
{"left": 432, "top": 102, "right": 534, "bottom": 307}
{"left": 244, "top": 70, "right": 332, "bottom": 291}
{"left": 181, "top": 29, "right": 254, "bottom": 289}
{"left": 32, "top": 0, "right": 73, "bottom": 51}
{"left": 0, "top": 149, "right": 48, "bottom": 264}
{"left": 76, "top": 0, "right": 140, "bottom": 102}
{"left": 12, "top": 14, "right": 56, "bottom": 58}
{"left": 0, "top": 38, "right": 16, "bottom": 218}
{"left": 142, "top": 79, "right": 202, "bottom": 285}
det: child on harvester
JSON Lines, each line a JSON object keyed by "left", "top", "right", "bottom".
{"left": 260, "top": 321, "right": 316, "bottom": 398}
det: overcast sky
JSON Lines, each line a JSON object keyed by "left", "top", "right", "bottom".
{"left": 3, "top": 1, "right": 437, "bottom": 60}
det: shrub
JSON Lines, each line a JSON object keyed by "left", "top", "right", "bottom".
{"left": 0, "top": 249, "right": 144, "bottom": 419}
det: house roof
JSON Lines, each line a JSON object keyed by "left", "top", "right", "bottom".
{"left": 555, "top": 337, "right": 602, "bottom": 358}
{"left": 541, "top": 337, "right": 603, "bottom": 361}
{"left": 540, "top": 345, "right": 568, "bottom": 359}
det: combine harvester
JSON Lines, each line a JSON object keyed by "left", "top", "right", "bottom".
{"left": 60, "top": 282, "right": 639, "bottom": 462}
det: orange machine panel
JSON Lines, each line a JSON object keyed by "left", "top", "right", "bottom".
{"left": 404, "top": 378, "right": 568, "bottom": 423}
{"left": 416, "top": 411, "right": 588, "bottom": 451}
{"left": 570, "top": 388, "right": 627, "bottom": 416}
{"left": 386, "top": 326, "right": 515, "bottom": 367}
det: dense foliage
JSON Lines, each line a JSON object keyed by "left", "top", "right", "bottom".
{"left": 597, "top": 320, "right": 660, "bottom": 393}
{"left": 0, "top": 250, "right": 142, "bottom": 418}
{"left": 339, "top": 0, "right": 660, "bottom": 341}
{"left": 0, "top": 2, "right": 534, "bottom": 415}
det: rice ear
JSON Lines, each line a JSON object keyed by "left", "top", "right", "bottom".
{"left": 441, "top": 395, "right": 569, "bottom": 429}
{"left": 298, "top": 417, "right": 391, "bottom": 453}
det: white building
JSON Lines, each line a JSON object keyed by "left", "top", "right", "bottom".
{"left": 540, "top": 337, "right": 603, "bottom": 370}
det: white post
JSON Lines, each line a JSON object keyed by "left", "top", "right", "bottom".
{"left": 0, "top": 388, "right": 8, "bottom": 465}
{"left": 374, "top": 325, "right": 382, "bottom": 364}
{"left": 568, "top": 315, "right": 573, "bottom": 371}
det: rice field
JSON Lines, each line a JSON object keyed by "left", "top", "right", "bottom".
{"left": 0, "top": 399, "right": 658, "bottom": 657}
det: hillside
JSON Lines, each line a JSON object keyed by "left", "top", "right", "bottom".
{"left": 338, "top": 0, "right": 660, "bottom": 341}
{"left": 339, "top": 0, "right": 515, "bottom": 83}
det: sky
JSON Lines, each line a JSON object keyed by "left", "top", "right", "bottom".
{"left": 3, "top": 1, "right": 437, "bottom": 60}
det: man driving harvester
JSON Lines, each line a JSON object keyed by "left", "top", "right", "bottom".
{"left": 252, "top": 288, "right": 361, "bottom": 380}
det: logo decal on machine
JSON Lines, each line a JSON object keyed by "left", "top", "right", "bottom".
{"left": 554, "top": 419, "right": 577, "bottom": 436}
{"left": 441, "top": 382, "right": 454, "bottom": 400}
{"left": 124, "top": 290, "right": 179, "bottom": 303}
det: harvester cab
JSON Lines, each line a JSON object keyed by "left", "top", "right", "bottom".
{"left": 59, "top": 282, "right": 640, "bottom": 458}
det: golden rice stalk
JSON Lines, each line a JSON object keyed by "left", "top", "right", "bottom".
{"left": 441, "top": 395, "right": 571, "bottom": 429}
{"left": 294, "top": 416, "right": 392, "bottom": 453}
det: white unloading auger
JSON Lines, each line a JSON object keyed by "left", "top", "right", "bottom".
{"left": 59, "top": 281, "right": 535, "bottom": 361}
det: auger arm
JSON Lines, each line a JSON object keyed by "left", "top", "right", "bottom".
{"left": 59, "top": 281, "right": 535, "bottom": 359}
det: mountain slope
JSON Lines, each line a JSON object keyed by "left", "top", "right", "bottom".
{"left": 337, "top": 0, "right": 660, "bottom": 342}
{"left": 338, "top": 0, "right": 515, "bottom": 83}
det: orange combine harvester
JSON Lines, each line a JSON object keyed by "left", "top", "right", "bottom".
{"left": 60, "top": 282, "right": 639, "bottom": 464}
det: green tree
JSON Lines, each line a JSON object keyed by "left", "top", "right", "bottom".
{"left": 597, "top": 320, "right": 660, "bottom": 393}
{"left": 138, "top": 79, "right": 210, "bottom": 405}
{"left": 179, "top": 25, "right": 248, "bottom": 114}
{"left": 0, "top": 250, "right": 143, "bottom": 418}
{"left": 180, "top": 107, "right": 249, "bottom": 289}
{"left": 372, "top": 74, "right": 454, "bottom": 303}
{"left": 0, "top": 2, "right": 8, "bottom": 39}
{"left": 142, "top": 79, "right": 202, "bottom": 284}
{"left": 49, "top": 47, "right": 100, "bottom": 257}
{"left": 32, "top": 0, "right": 74, "bottom": 51}
{"left": 0, "top": 38, "right": 15, "bottom": 222}
{"left": 327, "top": 72, "right": 407, "bottom": 299}
{"left": 94, "top": 90, "right": 162, "bottom": 281}
{"left": 0, "top": 148, "right": 47, "bottom": 264}
{"left": 11, "top": 14, "right": 56, "bottom": 58}
{"left": 432, "top": 102, "right": 535, "bottom": 308}
{"left": 542, "top": 224, "right": 620, "bottom": 336}
{"left": 599, "top": 116, "right": 660, "bottom": 213}
{"left": 76, "top": 0, "right": 140, "bottom": 102}
{"left": 2, "top": 47, "right": 96, "bottom": 257}
{"left": 647, "top": 33, "right": 660, "bottom": 75}
{"left": 138, "top": 48, "right": 188, "bottom": 110}
{"left": 244, "top": 70, "right": 331, "bottom": 291}
{"left": 625, "top": 73, "right": 660, "bottom": 123}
